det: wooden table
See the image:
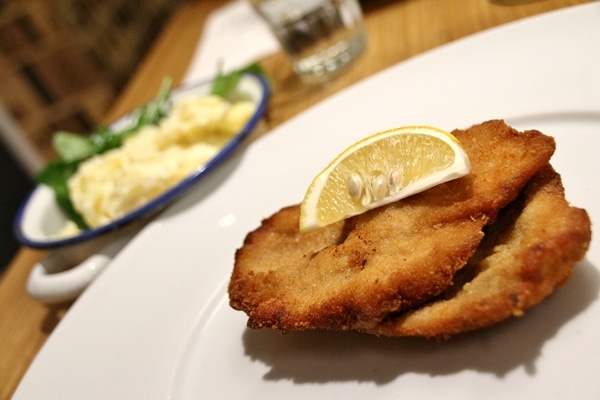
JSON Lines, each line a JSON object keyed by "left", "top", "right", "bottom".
{"left": 0, "top": 0, "right": 591, "bottom": 397}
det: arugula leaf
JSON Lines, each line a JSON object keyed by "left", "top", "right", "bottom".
{"left": 53, "top": 131, "right": 96, "bottom": 162}
{"left": 122, "top": 76, "right": 172, "bottom": 131}
{"left": 37, "top": 159, "right": 89, "bottom": 229}
{"left": 210, "top": 62, "right": 270, "bottom": 99}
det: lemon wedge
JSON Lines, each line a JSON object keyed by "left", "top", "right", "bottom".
{"left": 299, "top": 125, "right": 471, "bottom": 232}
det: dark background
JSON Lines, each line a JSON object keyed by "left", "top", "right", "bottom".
{"left": 0, "top": 141, "right": 34, "bottom": 275}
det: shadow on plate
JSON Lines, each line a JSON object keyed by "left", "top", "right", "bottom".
{"left": 241, "top": 259, "right": 599, "bottom": 385}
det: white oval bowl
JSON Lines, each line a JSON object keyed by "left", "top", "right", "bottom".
{"left": 14, "top": 73, "right": 270, "bottom": 249}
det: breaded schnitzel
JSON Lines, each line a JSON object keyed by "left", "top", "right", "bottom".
{"left": 365, "top": 165, "right": 591, "bottom": 339}
{"left": 229, "top": 120, "right": 557, "bottom": 332}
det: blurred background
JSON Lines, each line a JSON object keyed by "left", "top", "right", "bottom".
{"left": 0, "top": 0, "right": 193, "bottom": 272}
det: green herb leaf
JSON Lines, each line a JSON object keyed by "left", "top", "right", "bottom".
{"left": 36, "top": 159, "right": 89, "bottom": 229}
{"left": 53, "top": 131, "right": 96, "bottom": 162}
{"left": 126, "top": 76, "right": 172, "bottom": 129}
{"left": 210, "top": 70, "right": 242, "bottom": 98}
{"left": 210, "top": 62, "right": 270, "bottom": 99}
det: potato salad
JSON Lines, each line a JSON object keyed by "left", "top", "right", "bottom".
{"left": 67, "top": 95, "right": 256, "bottom": 228}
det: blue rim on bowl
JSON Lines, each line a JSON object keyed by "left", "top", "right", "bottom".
{"left": 14, "top": 72, "right": 270, "bottom": 249}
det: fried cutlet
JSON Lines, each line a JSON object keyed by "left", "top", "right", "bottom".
{"left": 365, "top": 165, "right": 591, "bottom": 339}
{"left": 229, "top": 120, "right": 556, "bottom": 332}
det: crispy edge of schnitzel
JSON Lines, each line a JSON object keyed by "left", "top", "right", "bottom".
{"left": 365, "top": 165, "right": 592, "bottom": 339}
{"left": 228, "top": 120, "right": 557, "bottom": 332}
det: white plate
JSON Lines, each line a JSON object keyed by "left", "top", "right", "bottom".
{"left": 13, "top": 4, "right": 600, "bottom": 399}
